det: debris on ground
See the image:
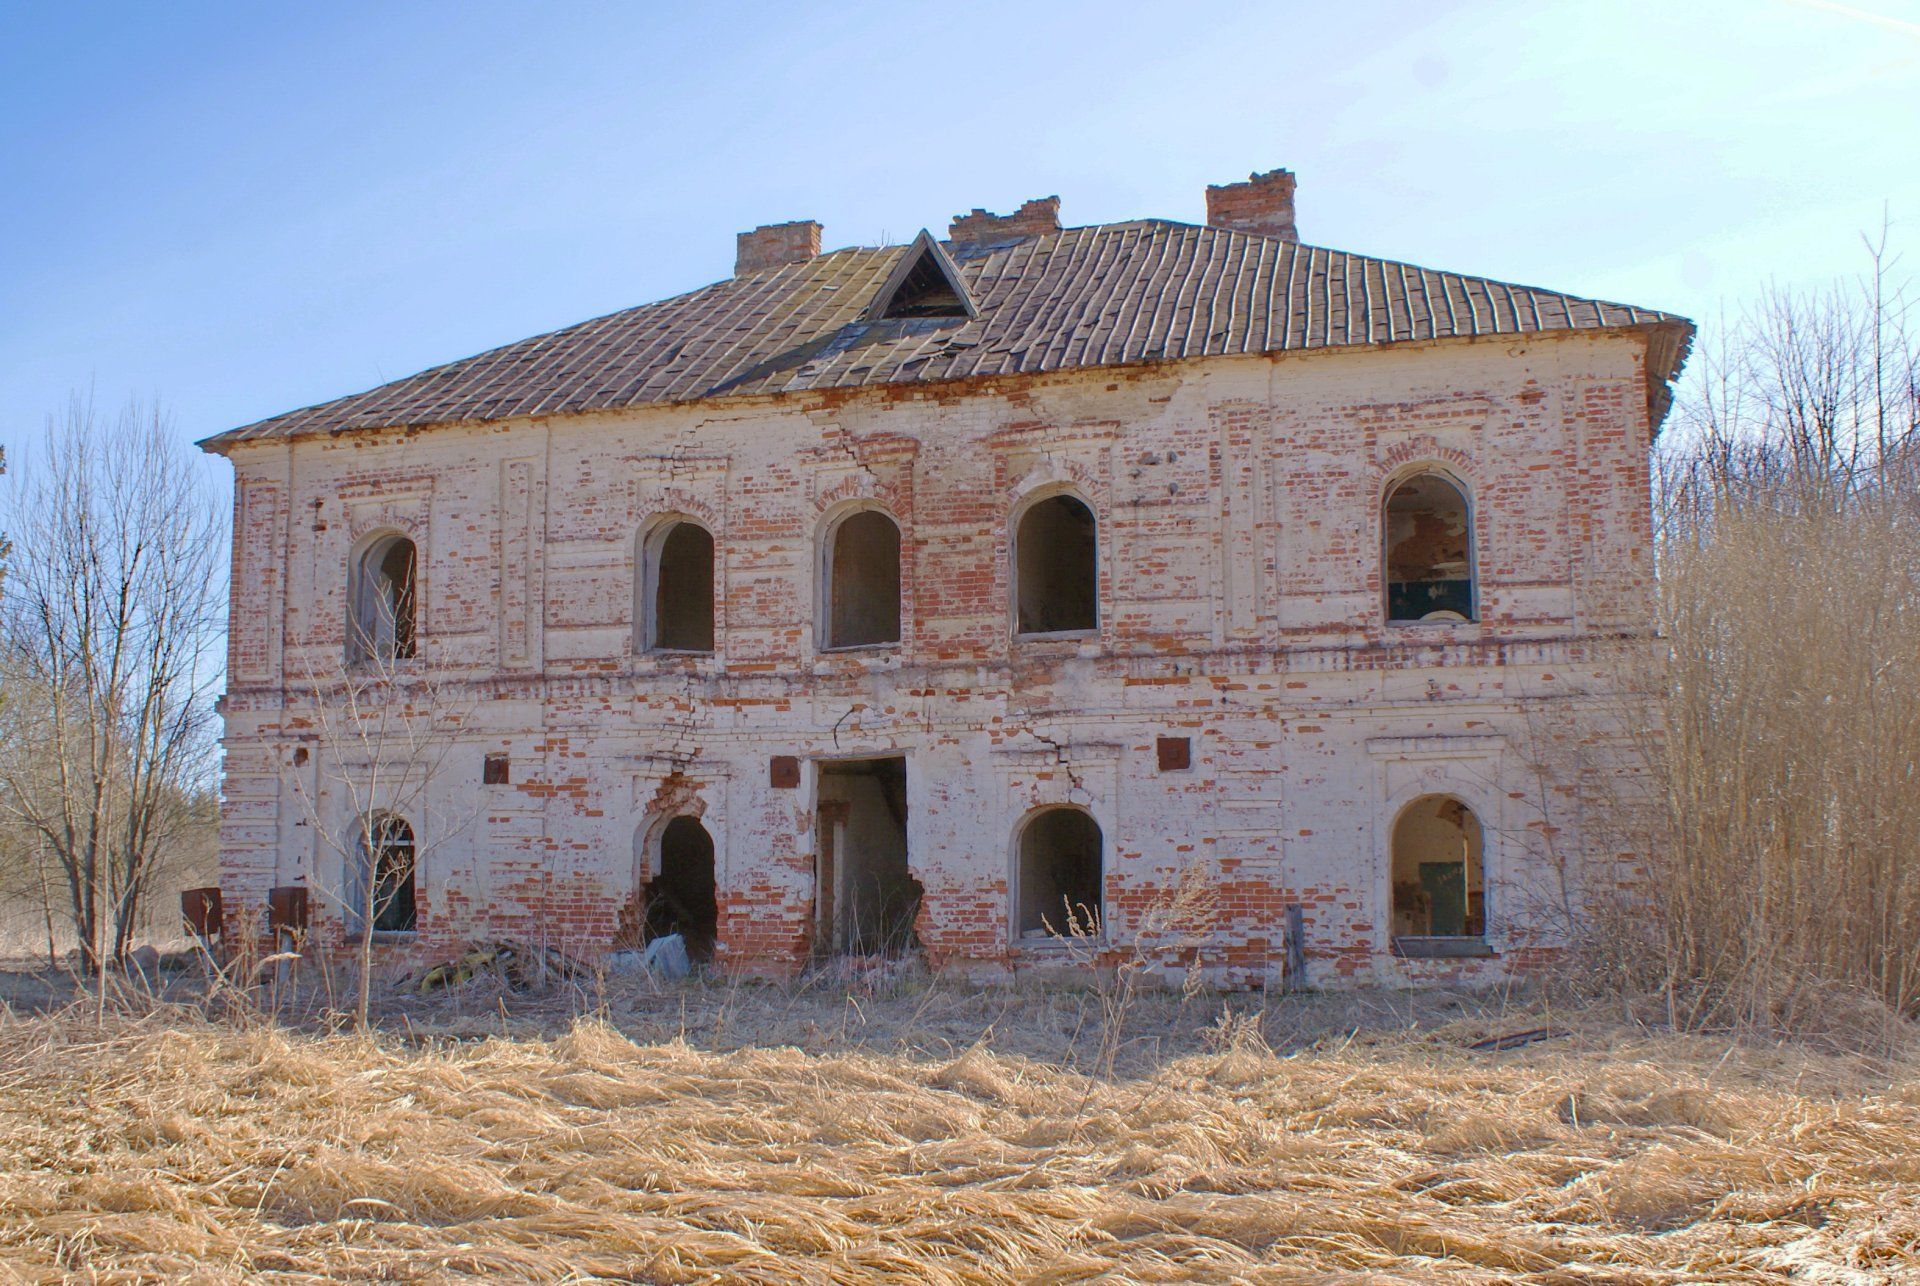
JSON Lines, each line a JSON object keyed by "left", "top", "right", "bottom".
{"left": 606, "top": 934, "right": 693, "bottom": 980}
{"left": 1466, "top": 1027, "right": 1567, "bottom": 1052}
{"left": 406, "top": 941, "right": 589, "bottom": 994}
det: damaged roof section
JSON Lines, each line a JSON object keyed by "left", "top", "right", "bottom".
{"left": 203, "top": 219, "right": 1693, "bottom": 450}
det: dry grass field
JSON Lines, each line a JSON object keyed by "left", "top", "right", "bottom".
{"left": 1, "top": 978, "right": 1916, "bottom": 1282}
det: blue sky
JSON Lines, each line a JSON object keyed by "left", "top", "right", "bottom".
{"left": 3, "top": 0, "right": 1917, "bottom": 453}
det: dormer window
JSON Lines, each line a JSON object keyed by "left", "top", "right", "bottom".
{"left": 866, "top": 231, "right": 975, "bottom": 322}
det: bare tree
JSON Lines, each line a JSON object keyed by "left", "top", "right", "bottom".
{"left": 281, "top": 583, "right": 472, "bottom": 1031}
{"left": 0, "top": 398, "right": 225, "bottom": 978}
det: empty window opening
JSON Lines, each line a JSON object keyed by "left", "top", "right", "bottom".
{"left": 867, "top": 231, "right": 975, "bottom": 321}
{"left": 1390, "top": 795, "right": 1486, "bottom": 943}
{"left": 1015, "top": 494, "right": 1098, "bottom": 634}
{"left": 1385, "top": 472, "right": 1474, "bottom": 622}
{"left": 642, "top": 816, "right": 718, "bottom": 963}
{"left": 816, "top": 757, "right": 919, "bottom": 957}
{"left": 645, "top": 519, "right": 715, "bottom": 652}
{"left": 349, "top": 533, "right": 418, "bottom": 663}
{"left": 825, "top": 509, "right": 902, "bottom": 648}
{"left": 1017, "top": 807, "right": 1104, "bottom": 940}
{"left": 357, "top": 812, "right": 416, "bottom": 935}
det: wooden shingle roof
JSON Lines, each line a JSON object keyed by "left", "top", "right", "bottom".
{"left": 202, "top": 220, "right": 1693, "bottom": 449}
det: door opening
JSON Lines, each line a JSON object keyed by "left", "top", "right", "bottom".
{"left": 814, "top": 757, "right": 919, "bottom": 956}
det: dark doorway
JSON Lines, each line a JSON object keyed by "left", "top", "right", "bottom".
{"left": 643, "top": 815, "right": 718, "bottom": 962}
{"left": 815, "top": 757, "right": 919, "bottom": 955}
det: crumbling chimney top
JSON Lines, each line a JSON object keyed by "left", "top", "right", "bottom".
{"left": 947, "top": 196, "right": 1062, "bottom": 247}
{"left": 735, "top": 220, "right": 823, "bottom": 276}
{"left": 1204, "top": 168, "right": 1298, "bottom": 243}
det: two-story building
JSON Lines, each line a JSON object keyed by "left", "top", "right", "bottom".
{"left": 201, "top": 168, "right": 1690, "bottom": 985}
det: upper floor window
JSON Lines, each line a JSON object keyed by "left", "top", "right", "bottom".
{"left": 348, "top": 533, "right": 417, "bottom": 664}
{"left": 641, "top": 518, "right": 715, "bottom": 653}
{"left": 1014, "top": 493, "right": 1098, "bottom": 636}
{"left": 1384, "top": 472, "right": 1475, "bottom": 623}
{"left": 824, "top": 508, "right": 901, "bottom": 649}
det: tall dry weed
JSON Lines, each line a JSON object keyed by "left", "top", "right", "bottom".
{"left": 1575, "top": 238, "right": 1920, "bottom": 1037}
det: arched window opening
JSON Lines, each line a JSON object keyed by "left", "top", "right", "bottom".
{"left": 645, "top": 520, "right": 715, "bottom": 653}
{"left": 1384, "top": 473, "right": 1474, "bottom": 622}
{"left": 1390, "top": 795, "right": 1485, "bottom": 946}
{"left": 1016, "top": 807, "right": 1103, "bottom": 940}
{"left": 642, "top": 816, "right": 718, "bottom": 962}
{"left": 825, "top": 509, "right": 902, "bottom": 649}
{"left": 357, "top": 812, "right": 416, "bottom": 934}
{"left": 1015, "top": 494, "right": 1098, "bottom": 635}
{"left": 349, "top": 533, "right": 418, "bottom": 663}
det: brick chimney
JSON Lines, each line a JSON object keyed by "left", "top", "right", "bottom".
{"left": 735, "top": 220, "right": 822, "bottom": 276}
{"left": 947, "top": 196, "right": 1061, "bottom": 246}
{"left": 1205, "top": 168, "right": 1298, "bottom": 242}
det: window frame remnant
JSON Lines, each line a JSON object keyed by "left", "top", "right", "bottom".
{"left": 1389, "top": 794, "right": 1492, "bottom": 958}
{"left": 1014, "top": 806, "right": 1105, "bottom": 943}
{"left": 1013, "top": 491, "right": 1099, "bottom": 637}
{"left": 347, "top": 531, "right": 418, "bottom": 665}
{"left": 1382, "top": 469, "right": 1477, "bottom": 624}
{"left": 821, "top": 506, "right": 903, "bottom": 650}
{"left": 639, "top": 516, "right": 717, "bottom": 654}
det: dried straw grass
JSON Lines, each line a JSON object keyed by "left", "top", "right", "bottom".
{"left": 0, "top": 993, "right": 1915, "bottom": 1282}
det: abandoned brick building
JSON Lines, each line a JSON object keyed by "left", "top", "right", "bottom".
{"left": 202, "top": 168, "right": 1692, "bottom": 984}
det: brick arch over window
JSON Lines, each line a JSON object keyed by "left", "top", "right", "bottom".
{"left": 1382, "top": 467, "right": 1476, "bottom": 623}
{"left": 1012, "top": 488, "right": 1098, "bottom": 636}
{"left": 820, "top": 504, "right": 902, "bottom": 649}
{"left": 347, "top": 529, "right": 417, "bottom": 664}
{"left": 636, "top": 515, "right": 715, "bottom": 653}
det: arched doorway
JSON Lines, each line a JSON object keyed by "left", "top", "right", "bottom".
{"left": 641, "top": 815, "right": 718, "bottom": 962}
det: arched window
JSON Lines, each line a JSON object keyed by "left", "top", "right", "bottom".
{"left": 1016, "top": 807, "right": 1103, "bottom": 940}
{"left": 349, "top": 533, "right": 418, "bottom": 663}
{"left": 1384, "top": 472, "right": 1474, "bottom": 623}
{"left": 1014, "top": 493, "right": 1098, "bottom": 635}
{"left": 356, "top": 812, "right": 416, "bottom": 934}
{"left": 824, "top": 508, "right": 902, "bottom": 649}
{"left": 641, "top": 815, "right": 718, "bottom": 962}
{"left": 641, "top": 519, "right": 715, "bottom": 653}
{"left": 1390, "top": 795, "right": 1485, "bottom": 944}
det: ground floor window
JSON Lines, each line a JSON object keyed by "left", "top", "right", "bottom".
{"left": 1016, "top": 807, "right": 1103, "bottom": 940}
{"left": 1390, "top": 794, "right": 1485, "bottom": 945}
{"left": 360, "top": 812, "right": 416, "bottom": 934}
